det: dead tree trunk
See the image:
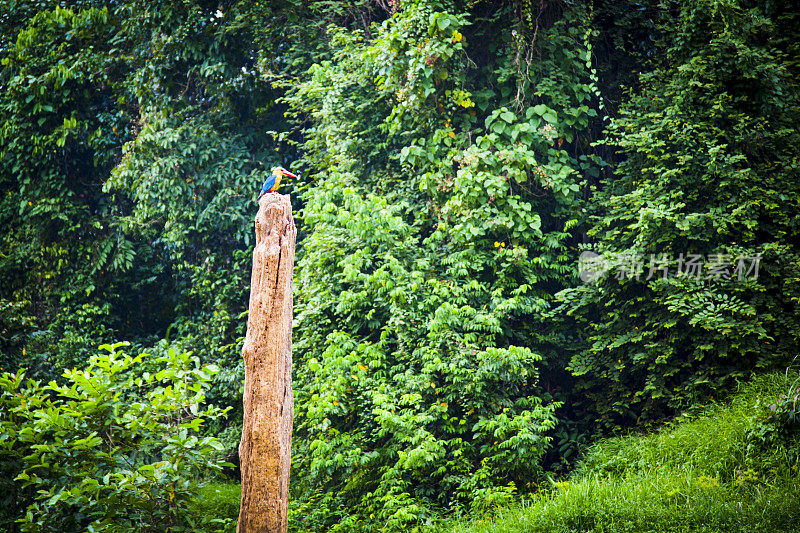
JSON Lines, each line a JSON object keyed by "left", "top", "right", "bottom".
{"left": 238, "top": 194, "right": 295, "bottom": 533}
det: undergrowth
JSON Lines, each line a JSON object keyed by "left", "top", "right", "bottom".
{"left": 438, "top": 371, "right": 800, "bottom": 533}
{"left": 194, "top": 372, "right": 800, "bottom": 532}
{"left": 191, "top": 482, "right": 240, "bottom": 531}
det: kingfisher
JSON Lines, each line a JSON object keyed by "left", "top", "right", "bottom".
{"left": 257, "top": 166, "right": 297, "bottom": 200}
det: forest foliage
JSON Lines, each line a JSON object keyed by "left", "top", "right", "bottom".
{"left": 1, "top": 0, "right": 798, "bottom": 531}
{"left": 445, "top": 371, "right": 800, "bottom": 533}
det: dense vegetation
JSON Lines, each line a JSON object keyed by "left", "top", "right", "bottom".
{"left": 159, "top": 371, "right": 800, "bottom": 531}
{"left": 444, "top": 371, "right": 800, "bottom": 532}
{"left": 1, "top": 0, "right": 798, "bottom": 531}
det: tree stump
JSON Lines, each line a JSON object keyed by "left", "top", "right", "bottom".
{"left": 238, "top": 194, "right": 295, "bottom": 533}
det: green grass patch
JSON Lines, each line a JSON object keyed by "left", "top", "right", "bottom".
{"left": 575, "top": 373, "right": 797, "bottom": 481}
{"left": 438, "top": 372, "right": 800, "bottom": 533}
{"left": 191, "top": 482, "right": 240, "bottom": 529}
{"left": 443, "top": 472, "right": 799, "bottom": 533}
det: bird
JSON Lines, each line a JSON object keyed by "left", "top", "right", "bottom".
{"left": 257, "top": 166, "right": 297, "bottom": 200}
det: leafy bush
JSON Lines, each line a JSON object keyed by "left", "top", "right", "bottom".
{"left": 762, "top": 368, "right": 800, "bottom": 434}
{"left": 556, "top": 0, "right": 800, "bottom": 427}
{"left": 283, "top": 0, "right": 604, "bottom": 528}
{"left": 0, "top": 342, "right": 230, "bottom": 532}
{"left": 746, "top": 367, "right": 800, "bottom": 473}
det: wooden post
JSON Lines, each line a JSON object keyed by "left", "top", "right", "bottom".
{"left": 238, "top": 194, "right": 295, "bottom": 533}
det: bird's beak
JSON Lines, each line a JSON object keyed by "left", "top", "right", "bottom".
{"left": 281, "top": 169, "right": 297, "bottom": 178}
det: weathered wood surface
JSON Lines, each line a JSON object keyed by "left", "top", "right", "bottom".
{"left": 238, "top": 193, "right": 295, "bottom": 533}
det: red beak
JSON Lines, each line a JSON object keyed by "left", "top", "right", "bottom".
{"left": 281, "top": 170, "right": 297, "bottom": 178}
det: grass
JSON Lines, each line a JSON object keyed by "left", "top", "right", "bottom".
{"left": 436, "top": 372, "right": 800, "bottom": 533}
{"left": 191, "top": 481, "right": 241, "bottom": 529}
{"left": 573, "top": 373, "right": 795, "bottom": 481}
{"left": 443, "top": 472, "right": 800, "bottom": 533}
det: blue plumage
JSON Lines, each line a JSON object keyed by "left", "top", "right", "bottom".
{"left": 257, "top": 166, "right": 297, "bottom": 200}
{"left": 258, "top": 174, "right": 277, "bottom": 199}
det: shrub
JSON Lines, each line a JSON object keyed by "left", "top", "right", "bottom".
{"left": 0, "top": 342, "right": 230, "bottom": 532}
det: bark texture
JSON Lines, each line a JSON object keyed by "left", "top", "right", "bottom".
{"left": 238, "top": 193, "right": 295, "bottom": 533}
